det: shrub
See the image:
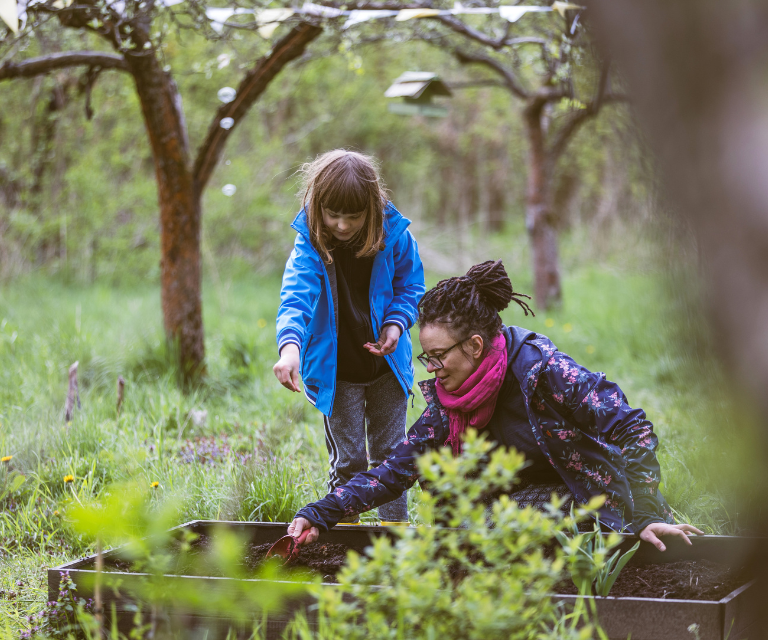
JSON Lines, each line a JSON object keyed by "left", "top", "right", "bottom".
{"left": 290, "top": 430, "right": 606, "bottom": 640}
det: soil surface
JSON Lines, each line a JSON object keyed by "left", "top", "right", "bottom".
{"left": 98, "top": 535, "right": 363, "bottom": 584}
{"left": 555, "top": 559, "right": 753, "bottom": 600}
{"left": 96, "top": 537, "right": 753, "bottom": 599}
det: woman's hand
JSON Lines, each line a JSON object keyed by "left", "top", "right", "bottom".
{"left": 287, "top": 517, "right": 319, "bottom": 545}
{"left": 364, "top": 324, "right": 401, "bottom": 356}
{"left": 639, "top": 522, "right": 705, "bottom": 551}
{"left": 273, "top": 344, "right": 301, "bottom": 392}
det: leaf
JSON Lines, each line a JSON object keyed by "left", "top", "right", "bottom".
{"left": 9, "top": 473, "right": 25, "bottom": 493}
{"left": 595, "top": 541, "right": 640, "bottom": 596}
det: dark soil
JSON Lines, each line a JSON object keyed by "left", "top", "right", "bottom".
{"left": 555, "top": 559, "right": 753, "bottom": 601}
{"left": 98, "top": 535, "right": 360, "bottom": 584}
{"left": 245, "top": 541, "right": 351, "bottom": 582}
{"left": 97, "top": 537, "right": 753, "bottom": 599}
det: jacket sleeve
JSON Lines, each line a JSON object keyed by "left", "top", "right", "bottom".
{"left": 537, "top": 352, "right": 668, "bottom": 533}
{"left": 295, "top": 410, "right": 442, "bottom": 532}
{"left": 276, "top": 233, "right": 324, "bottom": 355}
{"left": 381, "top": 229, "right": 426, "bottom": 336}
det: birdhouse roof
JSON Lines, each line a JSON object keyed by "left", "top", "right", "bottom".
{"left": 384, "top": 72, "right": 452, "bottom": 99}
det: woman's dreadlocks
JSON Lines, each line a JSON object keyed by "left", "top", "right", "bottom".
{"left": 417, "top": 260, "right": 534, "bottom": 350}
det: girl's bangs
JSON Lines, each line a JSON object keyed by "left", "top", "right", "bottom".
{"left": 320, "top": 167, "right": 373, "bottom": 214}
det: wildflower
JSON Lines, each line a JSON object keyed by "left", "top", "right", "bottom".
{"left": 563, "top": 323, "right": 573, "bottom": 333}
{"left": 63, "top": 474, "right": 74, "bottom": 484}
{"left": 257, "top": 318, "right": 267, "bottom": 329}
{"left": 544, "top": 318, "right": 555, "bottom": 328}
{"left": 1, "top": 455, "right": 11, "bottom": 462}
{"left": 53, "top": 510, "right": 60, "bottom": 516}
{"left": 150, "top": 481, "right": 159, "bottom": 489}
{"left": 586, "top": 345, "right": 595, "bottom": 354}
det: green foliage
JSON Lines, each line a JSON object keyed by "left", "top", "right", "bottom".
{"left": 0, "top": 263, "right": 762, "bottom": 635}
{"left": 555, "top": 509, "right": 640, "bottom": 597}
{"left": 292, "top": 430, "right": 601, "bottom": 640}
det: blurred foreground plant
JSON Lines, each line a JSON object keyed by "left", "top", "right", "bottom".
{"left": 24, "top": 482, "right": 309, "bottom": 639}
{"left": 288, "top": 430, "right": 607, "bottom": 640}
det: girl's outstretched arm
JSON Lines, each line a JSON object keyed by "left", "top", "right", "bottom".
{"left": 381, "top": 229, "right": 426, "bottom": 337}
{"left": 275, "top": 233, "right": 323, "bottom": 380}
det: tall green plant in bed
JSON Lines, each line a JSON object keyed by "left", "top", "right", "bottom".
{"left": 288, "top": 430, "right": 605, "bottom": 640}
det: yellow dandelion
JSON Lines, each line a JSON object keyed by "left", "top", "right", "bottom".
{"left": 257, "top": 318, "right": 267, "bottom": 329}
{"left": 63, "top": 474, "right": 74, "bottom": 484}
{"left": 1, "top": 455, "right": 12, "bottom": 463}
{"left": 563, "top": 323, "right": 573, "bottom": 333}
{"left": 544, "top": 318, "right": 555, "bottom": 328}
{"left": 150, "top": 481, "right": 160, "bottom": 489}
{"left": 586, "top": 345, "right": 595, "bottom": 354}
{"left": 53, "top": 510, "right": 60, "bottom": 517}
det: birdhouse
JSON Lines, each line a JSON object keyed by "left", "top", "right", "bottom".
{"left": 384, "top": 72, "right": 452, "bottom": 118}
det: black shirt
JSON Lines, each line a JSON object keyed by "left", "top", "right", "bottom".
{"left": 485, "top": 364, "right": 561, "bottom": 485}
{"left": 332, "top": 242, "right": 389, "bottom": 383}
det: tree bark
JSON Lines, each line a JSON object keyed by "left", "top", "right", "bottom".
{"left": 524, "top": 99, "right": 561, "bottom": 309}
{"left": 123, "top": 51, "right": 204, "bottom": 380}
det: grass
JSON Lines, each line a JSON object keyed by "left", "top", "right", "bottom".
{"left": 0, "top": 256, "right": 764, "bottom": 635}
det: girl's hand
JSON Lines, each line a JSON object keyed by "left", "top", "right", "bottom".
{"left": 287, "top": 517, "right": 319, "bottom": 545}
{"left": 639, "top": 522, "right": 704, "bottom": 551}
{"left": 273, "top": 344, "right": 302, "bottom": 392}
{"left": 364, "top": 324, "right": 401, "bottom": 356}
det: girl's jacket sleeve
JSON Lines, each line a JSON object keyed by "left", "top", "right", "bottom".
{"left": 381, "top": 230, "right": 426, "bottom": 336}
{"left": 276, "top": 233, "right": 323, "bottom": 354}
{"left": 295, "top": 410, "right": 442, "bottom": 532}
{"left": 537, "top": 352, "right": 667, "bottom": 532}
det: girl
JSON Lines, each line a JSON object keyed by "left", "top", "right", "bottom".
{"left": 288, "top": 260, "right": 702, "bottom": 550}
{"left": 273, "top": 150, "right": 425, "bottom": 525}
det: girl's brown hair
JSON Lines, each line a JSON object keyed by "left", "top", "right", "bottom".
{"left": 299, "top": 149, "right": 388, "bottom": 264}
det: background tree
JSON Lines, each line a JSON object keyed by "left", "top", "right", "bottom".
{"left": 365, "top": 6, "right": 627, "bottom": 308}
{"left": 0, "top": 1, "right": 322, "bottom": 381}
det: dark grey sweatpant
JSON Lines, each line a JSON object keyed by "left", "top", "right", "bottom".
{"left": 323, "top": 372, "right": 409, "bottom": 522}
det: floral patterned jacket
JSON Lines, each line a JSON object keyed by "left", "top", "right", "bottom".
{"left": 295, "top": 325, "right": 675, "bottom": 534}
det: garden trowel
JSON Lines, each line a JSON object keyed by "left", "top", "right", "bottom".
{"left": 266, "top": 530, "right": 310, "bottom": 565}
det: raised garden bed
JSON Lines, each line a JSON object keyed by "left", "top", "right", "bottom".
{"left": 49, "top": 520, "right": 760, "bottom": 640}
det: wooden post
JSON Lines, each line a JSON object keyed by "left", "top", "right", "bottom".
{"left": 65, "top": 361, "right": 80, "bottom": 422}
{"left": 116, "top": 376, "right": 125, "bottom": 416}
{"left": 94, "top": 536, "right": 103, "bottom": 635}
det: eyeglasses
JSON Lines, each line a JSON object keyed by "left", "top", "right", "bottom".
{"left": 417, "top": 339, "right": 467, "bottom": 370}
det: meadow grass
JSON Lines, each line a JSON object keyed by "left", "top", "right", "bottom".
{"left": 0, "top": 261, "right": 764, "bottom": 633}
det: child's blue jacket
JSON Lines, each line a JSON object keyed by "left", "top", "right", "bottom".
{"left": 276, "top": 201, "right": 425, "bottom": 416}
{"left": 295, "top": 325, "right": 676, "bottom": 533}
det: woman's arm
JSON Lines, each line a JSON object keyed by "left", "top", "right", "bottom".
{"left": 293, "top": 411, "right": 442, "bottom": 533}
{"left": 537, "top": 351, "right": 669, "bottom": 531}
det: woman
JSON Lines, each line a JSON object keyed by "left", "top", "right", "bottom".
{"left": 288, "top": 260, "right": 702, "bottom": 551}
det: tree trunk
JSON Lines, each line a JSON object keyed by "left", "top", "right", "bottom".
{"left": 124, "top": 52, "right": 204, "bottom": 380}
{"left": 524, "top": 100, "right": 561, "bottom": 309}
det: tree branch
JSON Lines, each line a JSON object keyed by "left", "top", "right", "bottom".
{"left": 453, "top": 48, "right": 529, "bottom": 100}
{"left": 548, "top": 92, "right": 628, "bottom": 163}
{"left": 434, "top": 15, "right": 506, "bottom": 50}
{"left": 193, "top": 22, "right": 322, "bottom": 196}
{"left": 0, "top": 51, "right": 127, "bottom": 81}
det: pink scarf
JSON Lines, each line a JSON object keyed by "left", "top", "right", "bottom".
{"left": 435, "top": 334, "right": 508, "bottom": 456}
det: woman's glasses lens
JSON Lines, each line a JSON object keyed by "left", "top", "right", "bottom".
{"left": 417, "top": 354, "right": 443, "bottom": 369}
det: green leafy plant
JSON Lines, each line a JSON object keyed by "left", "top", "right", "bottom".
{"left": 555, "top": 507, "right": 640, "bottom": 597}
{"left": 288, "top": 430, "right": 607, "bottom": 640}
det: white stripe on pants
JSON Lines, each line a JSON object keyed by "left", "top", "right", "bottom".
{"left": 324, "top": 372, "right": 409, "bottom": 521}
